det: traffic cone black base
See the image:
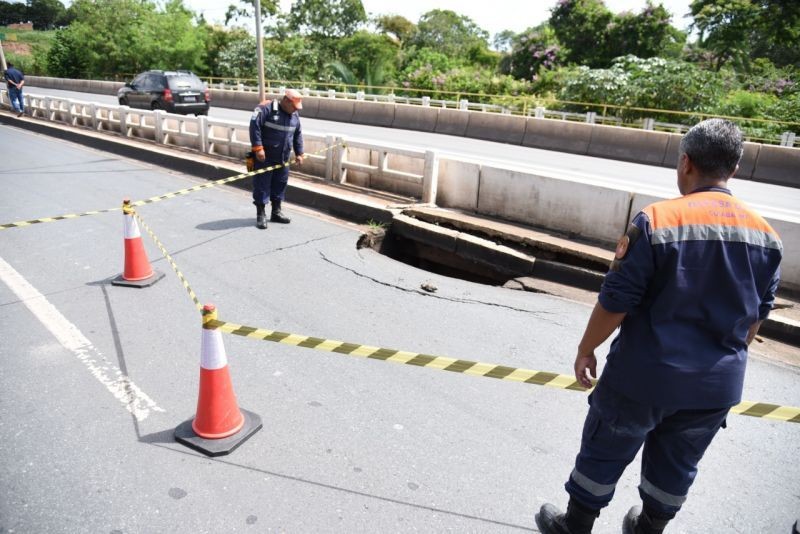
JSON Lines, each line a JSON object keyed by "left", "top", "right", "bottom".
{"left": 111, "top": 270, "right": 166, "bottom": 288}
{"left": 175, "top": 408, "right": 262, "bottom": 457}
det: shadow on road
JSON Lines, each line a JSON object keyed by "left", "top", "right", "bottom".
{"left": 196, "top": 218, "right": 252, "bottom": 231}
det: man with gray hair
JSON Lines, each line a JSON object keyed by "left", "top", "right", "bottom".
{"left": 535, "top": 118, "right": 783, "bottom": 534}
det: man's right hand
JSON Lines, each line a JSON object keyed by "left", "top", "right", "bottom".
{"left": 574, "top": 350, "right": 598, "bottom": 389}
{"left": 255, "top": 149, "right": 265, "bottom": 162}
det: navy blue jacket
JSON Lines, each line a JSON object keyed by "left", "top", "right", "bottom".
{"left": 249, "top": 99, "right": 303, "bottom": 164}
{"left": 599, "top": 187, "right": 782, "bottom": 408}
{"left": 4, "top": 66, "right": 24, "bottom": 87}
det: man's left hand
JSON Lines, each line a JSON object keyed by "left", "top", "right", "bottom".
{"left": 295, "top": 155, "right": 305, "bottom": 165}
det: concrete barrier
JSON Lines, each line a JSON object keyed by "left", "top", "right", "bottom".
{"left": 393, "top": 104, "right": 438, "bottom": 131}
{"left": 588, "top": 124, "right": 669, "bottom": 165}
{"left": 522, "top": 118, "right": 592, "bottom": 154}
{"left": 437, "top": 158, "right": 481, "bottom": 211}
{"left": 298, "top": 96, "right": 320, "bottom": 119}
{"left": 435, "top": 108, "right": 470, "bottom": 136}
{"left": 663, "top": 136, "right": 760, "bottom": 180}
{"left": 464, "top": 112, "right": 527, "bottom": 145}
{"left": 767, "top": 217, "right": 800, "bottom": 294}
{"left": 316, "top": 98, "right": 355, "bottom": 123}
{"left": 351, "top": 100, "right": 396, "bottom": 128}
{"left": 752, "top": 145, "right": 800, "bottom": 187}
{"left": 477, "top": 165, "right": 631, "bottom": 244}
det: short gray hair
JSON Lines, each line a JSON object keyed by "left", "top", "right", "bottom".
{"left": 679, "top": 118, "right": 743, "bottom": 180}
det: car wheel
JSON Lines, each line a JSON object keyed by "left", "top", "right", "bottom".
{"left": 118, "top": 97, "right": 128, "bottom": 106}
{"left": 151, "top": 101, "right": 161, "bottom": 110}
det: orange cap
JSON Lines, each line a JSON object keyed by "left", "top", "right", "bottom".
{"left": 283, "top": 89, "right": 303, "bottom": 110}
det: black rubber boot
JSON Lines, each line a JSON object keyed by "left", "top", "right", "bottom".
{"left": 270, "top": 199, "right": 291, "bottom": 224}
{"left": 255, "top": 203, "right": 267, "bottom": 229}
{"left": 535, "top": 499, "right": 599, "bottom": 534}
{"left": 622, "top": 506, "right": 671, "bottom": 534}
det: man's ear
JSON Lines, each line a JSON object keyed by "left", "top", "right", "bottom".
{"left": 679, "top": 152, "right": 691, "bottom": 174}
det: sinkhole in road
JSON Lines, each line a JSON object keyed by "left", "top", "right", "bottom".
{"left": 358, "top": 224, "right": 606, "bottom": 292}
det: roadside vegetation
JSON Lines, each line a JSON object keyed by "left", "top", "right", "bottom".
{"left": 1, "top": 0, "right": 798, "bottom": 140}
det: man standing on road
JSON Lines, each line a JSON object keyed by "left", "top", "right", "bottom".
{"left": 4, "top": 62, "right": 25, "bottom": 117}
{"left": 248, "top": 89, "right": 305, "bottom": 230}
{"left": 535, "top": 118, "right": 783, "bottom": 534}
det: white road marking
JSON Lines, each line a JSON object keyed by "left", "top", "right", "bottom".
{"left": 0, "top": 256, "right": 164, "bottom": 421}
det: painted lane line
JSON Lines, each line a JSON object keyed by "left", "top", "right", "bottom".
{"left": 0, "top": 256, "right": 164, "bottom": 421}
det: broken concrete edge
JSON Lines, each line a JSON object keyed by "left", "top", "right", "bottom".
{"left": 403, "top": 207, "right": 614, "bottom": 272}
{"left": 6, "top": 112, "right": 798, "bottom": 348}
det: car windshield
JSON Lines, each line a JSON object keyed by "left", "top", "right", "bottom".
{"left": 167, "top": 75, "right": 203, "bottom": 90}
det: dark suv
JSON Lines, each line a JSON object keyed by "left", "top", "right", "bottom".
{"left": 118, "top": 70, "right": 210, "bottom": 115}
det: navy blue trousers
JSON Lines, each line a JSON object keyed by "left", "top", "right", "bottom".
{"left": 565, "top": 379, "right": 728, "bottom": 517}
{"left": 252, "top": 160, "right": 289, "bottom": 205}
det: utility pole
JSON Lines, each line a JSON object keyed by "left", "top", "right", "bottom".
{"left": 254, "top": 0, "right": 265, "bottom": 102}
{"left": 0, "top": 38, "right": 7, "bottom": 73}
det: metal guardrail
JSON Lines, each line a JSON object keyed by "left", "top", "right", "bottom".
{"left": 2, "top": 90, "right": 440, "bottom": 204}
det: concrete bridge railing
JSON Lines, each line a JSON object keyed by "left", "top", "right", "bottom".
{"left": 18, "top": 76, "right": 800, "bottom": 190}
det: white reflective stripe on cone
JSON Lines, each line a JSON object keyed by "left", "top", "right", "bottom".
{"left": 123, "top": 214, "right": 141, "bottom": 239}
{"left": 200, "top": 328, "right": 228, "bottom": 370}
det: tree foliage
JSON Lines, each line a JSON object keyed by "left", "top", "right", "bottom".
{"left": 410, "top": 9, "right": 489, "bottom": 60}
{"left": 45, "top": 0, "right": 207, "bottom": 79}
{"left": 288, "top": 0, "right": 366, "bottom": 38}
{"left": 690, "top": 0, "right": 800, "bottom": 71}
{"left": 550, "top": 0, "right": 686, "bottom": 67}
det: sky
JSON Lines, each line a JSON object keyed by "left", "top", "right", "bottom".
{"left": 184, "top": 0, "right": 695, "bottom": 37}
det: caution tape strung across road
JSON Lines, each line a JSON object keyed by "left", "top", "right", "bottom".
{"left": 132, "top": 211, "right": 800, "bottom": 426}
{"left": 204, "top": 318, "right": 800, "bottom": 424}
{"left": 134, "top": 212, "right": 203, "bottom": 312}
{"left": 0, "top": 143, "right": 342, "bottom": 231}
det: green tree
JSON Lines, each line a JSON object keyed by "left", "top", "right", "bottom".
{"left": 288, "top": 0, "right": 366, "bottom": 38}
{"left": 374, "top": 14, "right": 416, "bottom": 47}
{"left": 47, "top": 28, "right": 89, "bottom": 77}
{"left": 410, "top": 9, "right": 489, "bottom": 60}
{"left": 689, "top": 0, "right": 759, "bottom": 71}
{"left": 333, "top": 30, "right": 398, "bottom": 88}
{"left": 503, "top": 24, "right": 562, "bottom": 81}
{"left": 45, "top": 0, "right": 207, "bottom": 78}
{"left": 26, "top": 0, "right": 66, "bottom": 29}
{"left": 263, "top": 35, "right": 324, "bottom": 81}
{"left": 0, "top": 1, "right": 28, "bottom": 26}
{"left": 223, "top": 0, "right": 279, "bottom": 27}
{"left": 690, "top": 0, "right": 800, "bottom": 70}
{"left": 551, "top": 0, "right": 684, "bottom": 67}
{"left": 549, "top": 0, "right": 613, "bottom": 67}
{"left": 606, "top": 3, "right": 685, "bottom": 60}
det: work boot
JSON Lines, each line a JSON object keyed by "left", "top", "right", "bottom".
{"left": 535, "top": 499, "right": 599, "bottom": 534}
{"left": 622, "top": 506, "right": 670, "bottom": 534}
{"left": 255, "top": 203, "right": 267, "bottom": 229}
{"left": 270, "top": 199, "right": 291, "bottom": 224}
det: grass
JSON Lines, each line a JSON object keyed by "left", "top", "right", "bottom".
{"left": 1, "top": 27, "right": 55, "bottom": 74}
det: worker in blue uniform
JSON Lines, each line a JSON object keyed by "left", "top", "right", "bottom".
{"left": 249, "top": 89, "right": 305, "bottom": 229}
{"left": 535, "top": 118, "right": 783, "bottom": 534}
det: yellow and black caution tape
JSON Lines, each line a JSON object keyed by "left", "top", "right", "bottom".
{"left": 134, "top": 211, "right": 203, "bottom": 312}
{"left": 0, "top": 143, "right": 341, "bottom": 231}
{"left": 203, "top": 317, "right": 800, "bottom": 424}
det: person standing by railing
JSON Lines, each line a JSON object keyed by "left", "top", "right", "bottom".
{"left": 248, "top": 89, "right": 305, "bottom": 230}
{"left": 4, "top": 62, "right": 25, "bottom": 117}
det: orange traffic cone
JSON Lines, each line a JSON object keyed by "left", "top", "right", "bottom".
{"left": 175, "top": 304, "right": 262, "bottom": 456}
{"left": 111, "top": 199, "right": 164, "bottom": 287}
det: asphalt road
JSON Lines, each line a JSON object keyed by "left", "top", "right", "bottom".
{"left": 16, "top": 84, "right": 800, "bottom": 221}
{"left": 1, "top": 122, "right": 799, "bottom": 533}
